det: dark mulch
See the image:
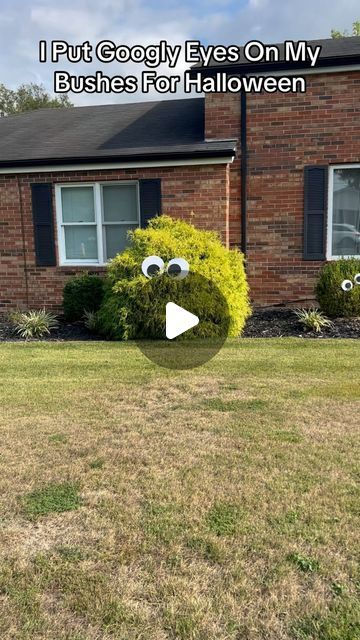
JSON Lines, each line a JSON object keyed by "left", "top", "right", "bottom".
{"left": 0, "top": 308, "right": 359, "bottom": 342}
{"left": 0, "top": 318, "right": 102, "bottom": 342}
{"left": 243, "top": 307, "right": 360, "bottom": 339}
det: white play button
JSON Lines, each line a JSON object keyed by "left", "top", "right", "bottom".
{"left": 166, "top": 302, "right": 199, "bottom": 340}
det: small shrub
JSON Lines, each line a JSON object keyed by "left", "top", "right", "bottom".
{"left": 294, "top": 307, "right": 333, "bottom": 333}
{"left": 315, "top": 258, "right": 360, "bottom": 317}
{"left": 83, "top": 310, "right": 99, "bottom": 332}
{"left": 63, "top": 273, "right": 105, "bottom": 322}
{"left": 6, "top": 308, "right": 23, "bottom": 324}
{"left": 22, "top": 482, "right": 82, "bottom": 518}
{"left": 97, "top": 216, "right": 251, "bottom": 340}
{"left": 11, "top": 309, "right": 58, "bottom": 339}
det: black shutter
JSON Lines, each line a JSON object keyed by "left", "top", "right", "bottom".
{"left": 31, "top": 183, "right": 56, "bottom": 266}
{"left": 303, "top": 166, "right": 327, "bottom": 260}
{"left": 139, "top": 179, "right": 161, "bottom": 227}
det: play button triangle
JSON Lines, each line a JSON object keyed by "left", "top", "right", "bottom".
{"left": 166, "top": 302, "right": 199, "bottom": 340}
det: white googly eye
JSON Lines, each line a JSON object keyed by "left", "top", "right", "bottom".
{"left": 341, "top": 279, "right": 353, "bottom": 292}
{"left": 354, "top": 273, "right": 360, "bottom": 286}
{"left": 166, "top": 258, "right": 189, "bottom": 280}
{"left": 141, "top": 256, "right": 164, "bottom": 279}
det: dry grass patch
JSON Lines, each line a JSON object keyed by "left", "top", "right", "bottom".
{"left": 0, "top": 339, "right": 359, "bottom": 639}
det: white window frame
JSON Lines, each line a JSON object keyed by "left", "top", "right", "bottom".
{"left": 55, "top": 181, "right": 140, "bottom": 266}
{"left": 327, "top": 164, "right": 360, "bottom": 260}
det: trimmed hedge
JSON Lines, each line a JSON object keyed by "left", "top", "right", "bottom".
{"left": 315, "top": 258, "right": 360, "bottom": 317}
{"left": 63, "top": 273, "right": 105, "bottom": 321}
{"left": 97, "top": 216, "right": 251, "bottom": 340}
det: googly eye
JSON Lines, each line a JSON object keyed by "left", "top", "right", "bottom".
{"left": 354, "top": 273, "right": 360, "bottom": 286}
{"left": 341, "top": 279, "right": 353, "bottom": 292}
{"left": 141, "top": 256, "right": 164, "bottom": 279}
{"left": 166, "top": 258, "right": 189, "bottom": 280}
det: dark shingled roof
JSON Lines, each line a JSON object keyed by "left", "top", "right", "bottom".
{"left": 191, "top": 35, "right": 360, "bottom": 74}
{"left": 0, "top": 97, "right": 236, "bottom": 168}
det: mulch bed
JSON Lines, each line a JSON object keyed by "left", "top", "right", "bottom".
{"left": 0, "top": 318, "right": 101, "bottom": 342}
{"left": 243, "top": 307, "right": 360, "bottom": 339}
{"left": 0, "top": 308, "right": 359, "bottom": 342}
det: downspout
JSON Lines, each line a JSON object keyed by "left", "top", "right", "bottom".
{"left": 17, "top": 176, "right": 30, "bottom": 308}
{"left": 240, "top": 89, "right": 247, "bottom": 257}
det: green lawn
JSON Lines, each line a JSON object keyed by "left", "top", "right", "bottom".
{"left": 0, "top": 339, "right": 359, "bottom": 640}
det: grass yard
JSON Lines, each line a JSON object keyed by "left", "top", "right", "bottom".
{"left": 0, "top": 339, "right": 359, "bottom": 640}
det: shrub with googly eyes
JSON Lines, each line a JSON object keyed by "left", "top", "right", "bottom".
{"left": 141, "top": 256, "right": 190, "bottom": 281}
{"left": 340, "top": 272, "right": 360, "bottom": 292}
{"left": 341, "top": 279, "right": 353, "bottom": 292}
{"left": 141, "top": 256, "right": 165, "bottom": 279}
{"left": 96, "top": 215, "right": 251, "bottom": 340}
{"left": 316, "top": 258, "right": 360, "bottom": 318}
{"left": 166, "top": 258, "right": 189, "bottom": 280}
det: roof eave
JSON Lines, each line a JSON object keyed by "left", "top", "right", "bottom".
{"left": 189, "top": 54, "right": 360, "bottom": 77}
{"left": 0, "top": 146, "right": 237, "bottom": 170}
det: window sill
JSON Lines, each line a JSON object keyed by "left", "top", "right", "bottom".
{"left": 58, "top": 264, "right": 107, "bottom": 269}
{"left": 327, "top": 254, "right": 360, "bottom": 261}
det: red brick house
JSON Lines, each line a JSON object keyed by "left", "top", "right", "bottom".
{"left": 1, "top": 36, "right": 360, "bottom": 311}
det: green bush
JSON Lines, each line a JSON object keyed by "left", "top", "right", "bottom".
{"left": 315, "top": 259, "right": 360, "bottom": 317}
{"left": 83, "top": 309, "right": 100, "bottom": 332}
{"left": 63, "top": 273, "right": 105, "bottom": 321}
{"left": 11, "top": 309, "right": 59, "bottom": 339}
{"left": 97, "top": 216, "right": 251, "bottom": 340}
{"left": 294, "top": 307, "right": 333, "bottom": 333}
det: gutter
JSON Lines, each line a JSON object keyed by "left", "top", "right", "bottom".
{"left": 189, "top": 55, "right": 360, "bottom": 78}
{"left": 0, "top": 155, "right": 236, "bottom": 175}
{"left": 0, "top": 147, "right": 236, "bottom": 171}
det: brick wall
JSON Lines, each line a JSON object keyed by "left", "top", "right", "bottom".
{"left": 0, "top": 164, "right": 229, "bottom": 311}
{"left": 2, "top": 70, "right": 359, "bottom": 311}
{"left": 205, "top": 70, "right": 360, "bottom": 305}
{"left": 247, "top": 70, "right": 360, "bottom": 304}
{"left": 205, "top": 93, "right": 241, "bottom": 248}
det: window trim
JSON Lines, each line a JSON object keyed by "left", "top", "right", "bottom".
{"left": 55, "top": 181, "right": 140, "bottom": 266}
{"left": 327, "top": 164, "right": 360, "bottom": 261}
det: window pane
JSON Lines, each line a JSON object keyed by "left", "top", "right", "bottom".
{"left": 62, "top": 187, "right": 95, "bottom": 222}
{"left": 105, "top": 224, "right": 137, "bottom": 259}
{"left": 64, "top": 225, "right": 98, "bottom": 260}
{"left": 332, "top": 169, "right": 360, "bottom": 256}
{"left": 103, "top": 185, "right": 138, "bottom": 222}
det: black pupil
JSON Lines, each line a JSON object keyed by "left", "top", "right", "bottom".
{"left": 168, "top": 263, "right": 182, "bottom": 277}
{"left": 147, "top": 264, "right": 160, "bottom": 277}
